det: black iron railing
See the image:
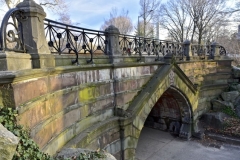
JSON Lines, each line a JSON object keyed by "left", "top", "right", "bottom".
{"left": 119, "top": 34, "right": 184, "bottom": 61}
{"left": 219, "top": 46, "right": 227, "bottom": 56}
{"left": 191, "top": 44, "right": 211, "bottom": 59}
{"left": 0, "top": 8, "right": 26, "bottom": 52}
{"left": 191, "top": 44, "right": 227, "bottom": 59}
{"left": 0, "top": 8, "right": 227, "bottom": 64}
{"left": 44, "top": 18, "right": 108, "bottom": 64}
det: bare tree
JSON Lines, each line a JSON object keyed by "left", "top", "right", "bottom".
{"left": 184, "top": 0, "right": 226, "bottom": 44}
{"left": 1, "top": 0, "right": 67, "bottom": 10}
{"left": 158, "top": 0, "right": 226, "bottom": 43}
{"left": 0, "top": 0, "right": 70, "bottom": 22}
{"left": 137, "top": 20, "right": 155, "bottom": 37}
{"left": 100, "top": 8, "right": 133, "bottom": 34}
{"left": 57, "top": 12, "right": 72, "bottom": 24}
{"left": 158, "top": 0, "right": 192, "bottom": 42}
{"left": 138, "top": 0, "right": 161, "bottom": 37}
{"left": 216, "top": 31, "right": 240, "bottom": 65}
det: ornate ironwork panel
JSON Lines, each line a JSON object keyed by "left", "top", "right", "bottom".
{"left": 0, "top": 8, "right": 228, "bottom": 64}
{"left": 191, "top": 44, "right": 211, "bottom": 59}
{"left": 119, "top": 35, "right": 183, "bottom": 61}
{"left": 191, "top": 44, "right": 227, "bottom": 58}
{"left": 219, "top": 45, "right": 226, "bottom": 56}
{"left": 44, "top": 18, "right": 107, "bottom": 64}
{"left": 0, "top": 8, "right": 25, "bottom": 52}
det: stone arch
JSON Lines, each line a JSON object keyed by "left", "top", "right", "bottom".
{"left": 145, "top": 86, "right": 193, "bottom": 138}
{"left": 124, "top": 85, "right": 194, "bottom": 160}
{"left": 121, "top": 66, "right": 198, "bottom": 160}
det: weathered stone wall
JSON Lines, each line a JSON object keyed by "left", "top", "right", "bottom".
{"left": 178, "top": 60, "right": 234, "bottom": 119}
{"left": 0, "top": 1, "right": 234, "bottom": 158}
{"left": 0, "top": 62, "right": 159, "bottom": 157}
{"left": 0, "top": 57, "right": 234, "bottom": 159}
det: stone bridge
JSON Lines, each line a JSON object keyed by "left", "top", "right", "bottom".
{"left": 0, "top": 0, "right": 235, "bottom": 159}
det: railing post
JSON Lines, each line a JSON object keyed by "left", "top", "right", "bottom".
{"left": 183, "top": 40, "right": 191, "bottom": 60}
{"left": 16, "top": 0, "right": 50, "bottom": 54}
{"left": 105, "top": 25, "right": 123, "bottom": 63}
{"left": 16, "top": 0, "right": 54, "bottom": 68}
{"left": 210, "top": 42, "right": 220, "bottom": 60}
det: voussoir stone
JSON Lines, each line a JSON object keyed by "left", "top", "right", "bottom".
{"left": 0, "top": 123, "right": 19, "bottom": 160}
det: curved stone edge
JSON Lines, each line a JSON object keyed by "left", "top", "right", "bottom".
{"left": 0, "top": 123, "right": 19, "bottom": 160}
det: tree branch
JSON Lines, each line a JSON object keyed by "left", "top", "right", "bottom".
{"left": 40, "top": 2, "right": 58, "bottom": 6}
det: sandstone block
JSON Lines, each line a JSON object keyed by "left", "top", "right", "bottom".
{"left": 0, "top": 124, "right": 19, "bottom": 160}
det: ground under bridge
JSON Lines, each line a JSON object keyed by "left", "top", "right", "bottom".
{"left": 0, "top": 1, "right": 236, "bottom": 159}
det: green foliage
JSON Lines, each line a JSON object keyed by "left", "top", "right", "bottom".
{"left": 221, "top": 106, "right": 238, "bottom": 118}
{"left": 77, "top": 151, "right": 106, "bottom": 160}
{"left": 0, "top": 107, "right": 107, "bottom": 160}
{"left": 0, "top": 107, "right": 51, "bottom": 160}
{"left": 57, "top": 150, "right": 106, "bottom": 160}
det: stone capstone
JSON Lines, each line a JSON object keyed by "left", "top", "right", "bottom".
{"left": 55, "top": 148, "right": 117, "bottom": 160}
{"left": 104, "top": 25, "right": 120, "bottom": 35}
{"left": 16, "top": 0, "right": 46, "bottom": 16}
{"left": 16, "top": 0, "right": 51, "bottom": 55}
{"left": 0, "top": 123, "right": 19, "bottom": 160}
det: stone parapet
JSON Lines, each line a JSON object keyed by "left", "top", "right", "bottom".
{"left": 0, "top": 51, "right": 32, "bottom": 71}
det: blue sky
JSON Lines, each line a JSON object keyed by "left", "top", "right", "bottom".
{"left": 0, "top": 0, "right": 142, "bottom": 30}
{"left": 1, "top": 0, "right": 236, "bottom": 39}
{"left": 0, "top": 0, "right": 170, "bottom": 38}
{"left": 47, "top": 0, "right": 142, "bottom": 30}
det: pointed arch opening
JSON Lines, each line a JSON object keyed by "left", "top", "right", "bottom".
{"left": 144, "top": 86, "right": 193, "bottom": 138}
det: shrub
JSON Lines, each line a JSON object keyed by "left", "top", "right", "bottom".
{"left": 221, "top": 106, "right": 238, "bottom": 118}
{"left": 0, "top": 107, "right": 51, "bottom": 160}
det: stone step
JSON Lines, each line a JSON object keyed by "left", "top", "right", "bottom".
{"left": 200, "top": 83, "right": 228, "bottom": 91}
{"left": 203, "top": 73, "right": 232, "bottom": 81}
{"left": 195, "top": 72, "right": 234, "bottom": 86}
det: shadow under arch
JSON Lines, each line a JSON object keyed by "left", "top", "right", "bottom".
{"left": 144, "top": 86, "right": 193, "bottom": 139}
{"left": 129, "top": 86, "right": 194, "bottom": 160}
{"left": 121, "top": 84, "right": 195, "bottom": 160}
